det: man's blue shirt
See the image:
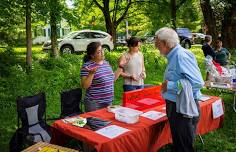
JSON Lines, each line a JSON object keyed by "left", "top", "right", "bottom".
{"left": 162, "top": 44, "right": 204, "bottom": 102}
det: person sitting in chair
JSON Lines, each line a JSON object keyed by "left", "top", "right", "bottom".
{"left": 214, "top": 39, "right": 231, "bottom": 66}
{"left": 202, "top": 35, "right": 216, "bottom": 59}
{"left": 202, "top": 35, "right": 216, "bottom": 80}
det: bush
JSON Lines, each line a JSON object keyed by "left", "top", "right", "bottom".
{"left": 0, "top": 47, "right": 20, "bottom": 77}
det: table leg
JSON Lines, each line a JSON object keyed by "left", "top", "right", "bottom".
{"left": 198, "top": 135, "right": 204, "bottom": 145}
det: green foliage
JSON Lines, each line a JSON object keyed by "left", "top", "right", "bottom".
{"left": 69, "top": 0, "right": 106, "bottom": 30}
{"left": 141, "top": 44, "right": 167, "bottom": 73}
{"left": 0, "top": 0, "right": 68, "bottom": 47}
{"left": 0, "top": 51, "right": 84, "bottom": 148}
{"left": 141, "top": 0, "right": 171, "bottom": 32}
{"left": 113, "top": 46, "right": 127, "bottom": 53}
{"left": 177, "top": 0, "right": 204, "bottom": 31}
{"left": 141, "top": 0, "right": 203, "bottom": 32}
{"left": 0, "top": 0, "right": 24, "bottom": 46}
{"left": 210, "top": 0, "right": 231, "bottom": 33}
{"left": 0, "top": 47, "right": 20, "bottom": 77}
{"left": 0, "top": 0, "right": 205, "bottom": 47}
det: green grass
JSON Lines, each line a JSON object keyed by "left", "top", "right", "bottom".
{"left": 0, "top": 44, "right": 235, "bottom": 152}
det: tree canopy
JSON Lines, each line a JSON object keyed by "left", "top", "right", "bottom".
{"left": 1, "top": 0, "right": 236, "bottom": 49}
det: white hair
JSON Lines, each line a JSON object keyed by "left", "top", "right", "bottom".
{"left": 155, "top": 27, "right": 180, "bottom": 48}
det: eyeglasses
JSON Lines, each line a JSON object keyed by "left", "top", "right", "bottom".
{"left": 95, "top": 49, "right": 103, "bottom": 55}
{"left": 155, "top": 38, "right": 163, "bottom": 47}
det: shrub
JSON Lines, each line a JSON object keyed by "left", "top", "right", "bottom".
{"left": 0, "top": 47, "right": 19, "bottom": 77}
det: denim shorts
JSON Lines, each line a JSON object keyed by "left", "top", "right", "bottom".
{"left": 84, "top": 99, "right": 112, "bottom": 112}
{"left": 123, "top": 84, "right": 144, "bottom": 92}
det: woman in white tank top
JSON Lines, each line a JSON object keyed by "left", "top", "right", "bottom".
{"left": 118, "top": 37, "right": 146, "bottom": 92}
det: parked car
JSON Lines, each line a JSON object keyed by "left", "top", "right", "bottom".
{"left": 42, "top": 31, "right": 77, "bottom": 50}
{"left": 116, "top": 37, "right": 127, "bottom": 46}
{"left": 33, "top": 36, "right": 49, "bottom": 45}
{"left": 176, "top": 28, "right": 193, "bottom": 49}
{"left": 42, "top": 30, "right": 114, "bottom": 53}
{"left": 145, "top": 36, "right": 155, "bottom": 43}
{"left": 192, "top": 33, "right": 205, "bottom": 44}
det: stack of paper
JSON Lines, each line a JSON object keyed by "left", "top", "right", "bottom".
{"left": 141, "top": 111, "right": 166, "bottom": 120}
{"left": 210, "top": 82, "right": 231, "bottom": 89}
{"left": 199, "top": 95, "right": 211, "bottom": 102}
{"left": 95, "top": 125, "right": 130, "bottom": 139}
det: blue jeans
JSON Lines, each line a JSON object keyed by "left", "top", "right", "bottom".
{"left": 123, "top": 85, "right": 144, "bottom": 92}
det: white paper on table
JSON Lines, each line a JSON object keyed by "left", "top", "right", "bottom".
{"left": 141, "top": 111, "right": 166, "bottom": 120}
{"left": 95, "top": 125, "right": 130, "bottom": 139}
{"left": 136, "top": 98, "right": 160, "bottom": 105}
{"left": 212, "top": 99, "right": 224, "bottom": 119}
{"left": 199, "top": 95, "right": 211, "bottom": 102}
{"left": 210, "top": 82, "right": 231, "bottom": 89}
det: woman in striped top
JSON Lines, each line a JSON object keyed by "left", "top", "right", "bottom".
{"left": 81, "top": 42, "right": 120, "bottom": 112}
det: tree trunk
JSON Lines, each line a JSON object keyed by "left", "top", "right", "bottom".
{"left": 50, "top": 9, "right": 58, "bottom": 58}
{"left": 26, "top": 0, "right": 32, "bottom": 69}
{"left": 93, "top": 0, "right": 132, "bottom": 44}
{"left": 111, "top": 25, "right": 117, "bottom": 43}
{"left": 103, "top": 11, "right": 117, "bottom": 43}
{"left": 107, "top": 23, "right": 117, "bottom": 44}
{"left": 200, "top": 0, "right": 217, "bottom": 40}
{"left": 170, "top": 0, "right": 177, "bottom": 29}
{"left": 221, "top": 4, "right": 236, "bottom": 49}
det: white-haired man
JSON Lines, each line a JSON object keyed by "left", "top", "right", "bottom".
{"left": 155, "top": 27, "right": 204, "bottom": 152}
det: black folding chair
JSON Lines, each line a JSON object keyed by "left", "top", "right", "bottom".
{"left": 9, "top": 92, "right": 51, "bottom": 152}
{"left": 60, "top": 88, "right": 83, "bottom": 118}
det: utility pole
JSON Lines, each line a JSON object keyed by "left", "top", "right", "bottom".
{"left": 126, "top": 20, "right": 129, "bottom": 39}
{"left": 126, "top": 9, "right": 129, "bottom": 39}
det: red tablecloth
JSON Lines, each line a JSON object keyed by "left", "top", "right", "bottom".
{"left": 51, "top": 96, "right": 224, "bottom": 152}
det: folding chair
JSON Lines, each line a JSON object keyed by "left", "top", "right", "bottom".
{"left": 60, "top": 88, "right": 83, "bottom": 118}
{"left": 9, "top": 92, "right": 51, "bottom": 152}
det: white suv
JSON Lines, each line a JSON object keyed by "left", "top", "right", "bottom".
{"left": 43, "top": 30, "right": 114, "bottom": 53}
{"left": 59, "top": 30, "right": 114, "bottom": 53}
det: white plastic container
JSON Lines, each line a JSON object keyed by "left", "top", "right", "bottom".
{"left": 114, "top": 107, "right": 143, "bottom": 124}
{"left": 107, "top": 105, "right": 122, "bottom": 113}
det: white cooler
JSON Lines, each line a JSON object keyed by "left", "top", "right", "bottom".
{"left": 114, "top": 107, "right": 143, "bottom": 124}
